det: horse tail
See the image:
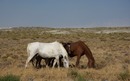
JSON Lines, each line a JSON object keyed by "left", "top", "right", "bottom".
{"left": 27, "top": 43, "right": 31, "bottom": 56}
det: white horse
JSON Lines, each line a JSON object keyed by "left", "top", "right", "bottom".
{"left": 25, "top": 41, "right": 69, "bottom": 68}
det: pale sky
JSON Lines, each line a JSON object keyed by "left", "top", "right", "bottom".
{"left": 0, "top": 0, "right": 130, "bottom": 28}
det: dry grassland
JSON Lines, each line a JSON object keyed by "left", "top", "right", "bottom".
{"left": 0, "top": 27, "right": 130, "bottom": 81}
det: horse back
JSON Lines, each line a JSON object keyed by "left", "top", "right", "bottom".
{"left": 70, "top": 41, "right": 92, "bottom": 56}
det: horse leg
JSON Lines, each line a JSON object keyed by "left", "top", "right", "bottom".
{"left": 76, "top": 55, "right": 81, "bottom": 68}
{"left": 25, "top": 55, "right": 35, "bottom": 68}
{"left": 49, "top": 58, "right": 55, "bottom": 67}
{"left": 31, "top": 54, "right": 38, "bottom": 68}
{"left": 36, "top": 58, "right": 41, "bottom": 69}
{"left": 52, "top": 59, "right": 56, "bottom": 68}
{"left": 87, "top": 60, "right": 91, "bottom": 68}
{"left": 31, "top": 59, "right": 35, "bottom": 67}
{"left": 59, "top": 57, "right": 63, "bottom": 67}
{"left": 87, "top": 59, "right": 95, "bottom": 68}
{"left": 56, "top": 58, "right": 60, "bottom": 68}
{"left": 52, "top": 57, "right": 59, "bottom": 68}
{"left": 85, "top": 54, "right": 95, "bottom": 68}
{"left": 44, "top": 58, "right": 48, "bottom": 67}
{"left": 48, "top": 58, "right": 54, "bottom": 67}
{"left": 39, "top": 58, "right": 42, "bottom": 68}
{"left": 45, "top": 58, "right": 52, "bottom": 68}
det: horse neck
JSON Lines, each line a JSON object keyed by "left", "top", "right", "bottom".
{"left": 83, "top": 44, "right": 95, "bottom": 61}
{"left": 60, "top": 44, "right": 68, "bottom": 57}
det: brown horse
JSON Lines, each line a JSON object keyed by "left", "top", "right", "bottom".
{"left": 62, "top": 40, "right": 95, "bottom": 68}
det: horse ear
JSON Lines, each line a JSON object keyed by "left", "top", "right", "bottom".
{"left": 61, "top": 42, "right": 68, "bottom": 47}
{"left": 61, "top": 42, "right": 66, "bottom": 45}
{"left": 67, "top": 41, "right": 72, "bottom": 45}
{"left": 67, "top": 43, "right": 71, "bottom": 45}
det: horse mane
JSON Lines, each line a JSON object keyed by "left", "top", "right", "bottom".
{"left": 79, "top": 41, "right": 95, "bottom": 68}
{"left": 79, "top": 41, "right": 94, "bottom": 59}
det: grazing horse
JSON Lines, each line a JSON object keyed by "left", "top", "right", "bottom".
{"left": 25, "top": 41, "right": 69, "bottom": 68}
{"left": 31, "top": 54, "right": 53, "bottom": 68}
{"left": 62, "top": 41, "right": 95, "bottom": 68}
{"left": 31, "top": 54, "right": 63, "bottom": 68}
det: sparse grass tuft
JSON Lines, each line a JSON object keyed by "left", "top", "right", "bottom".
{"left": 68, "top": 69, "right": 79, "bottom": 79}
{"left": 76, "top": 74, "right": 86, "bottom": 81}
{"left": 118, "top": 70, "right": 130, "bottom": 81}
{"left": 68, "top": 69, "right": 86, "bottom": 81}
{"left": 0, "top": 74, "right": 20, "bottom": 81}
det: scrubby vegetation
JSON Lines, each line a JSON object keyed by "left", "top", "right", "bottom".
{"left": 0, "top": 27, "right": 130, "bottom": 81}
{"left": 0, "top": 74, "right": 20, "bottom": 81}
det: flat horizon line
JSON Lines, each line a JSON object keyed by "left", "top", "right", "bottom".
{"left": 0, "top": 26, "right": 130, "bottom": 29}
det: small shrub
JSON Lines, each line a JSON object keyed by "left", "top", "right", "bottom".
{"left": 76, "top": 74, "right": 86, "bottom": 81}
{"left": 68, "top": 69, "right": 78, "bottom": 78}
{"left": 68, "top": 69, "right": 86, "bottom": 81}
{"left": 118, "top": 70, "right": 130, "bottom": 81}
{"left": 0, "top": 74, "right": 20, "bottom": 81}
{"left": 124, "top": 58, "right": 130, "bottom": 64}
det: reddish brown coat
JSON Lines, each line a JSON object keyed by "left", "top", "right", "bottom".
{"left": 63, "top": 41, "right": 95, "bottom": 68}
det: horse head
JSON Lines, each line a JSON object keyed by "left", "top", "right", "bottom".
{"left": 62, "top": 42, "right": 71, "bottom": 55}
